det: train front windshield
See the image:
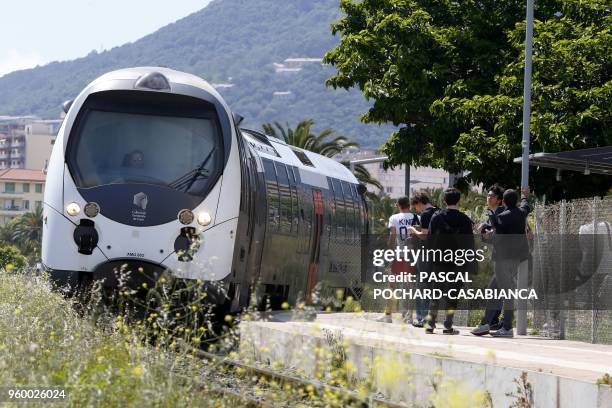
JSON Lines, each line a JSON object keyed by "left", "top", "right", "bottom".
{"left": 67, "top": 91, "right": 223, "bottom": 196}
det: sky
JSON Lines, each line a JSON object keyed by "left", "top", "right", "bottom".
{"left": 0, "top": 0, "right": 212, "bottom": 77}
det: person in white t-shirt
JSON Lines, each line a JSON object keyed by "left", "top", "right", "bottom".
{"left": 378, "top": 196, "right": 419, "bottom": 323}
{"left": 388, "top": 197, "right": 420, "bottom": 248}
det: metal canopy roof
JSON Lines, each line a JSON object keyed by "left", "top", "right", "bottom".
{"left": 513, "top": 146, "right": 612, "bottom": 176}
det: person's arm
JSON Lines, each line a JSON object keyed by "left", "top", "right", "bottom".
{"left": 519, "top": 187, "right": 531, "bottom": 216}
{"left": 408, "top": 226, "right": 428, "bottom": 239}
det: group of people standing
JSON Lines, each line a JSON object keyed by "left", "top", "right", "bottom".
{"left": 383, "top": 185, "right": 531, "bottom": 338}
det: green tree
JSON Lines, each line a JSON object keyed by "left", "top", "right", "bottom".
{"left": 325, "top": 0, "right": 611, "bottom": 198}
{"left": 0, "top": 208, "right": 43, "bottom": 261}
{"left": 11, "top": 207, "right": 43, "bottom": 260}
{"left": 263, "top": 119, "right": 359, "bottom": 156}
{"left": 12, "top": 207, "right": 43, "bottom": 245}
{"left": 340, "top": 160, "right": 383, "bottom": 193}
{"left": 0, "top": 218, "right": 19, "bottom": 245}
{"left": 424, "top": 187, "right": 488, "bottom": 222}
{"left": 262, "top": 120, "right": 383, "bottom": 190}
{"left": 369, "top": 196, "right": 397, "bottom": 234}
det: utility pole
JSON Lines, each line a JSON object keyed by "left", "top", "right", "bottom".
{"left": 517, "top": 0, "right": 534, "bottom": 337}
{"left": 404, "top": 165, "right": 411, "bottom": 197}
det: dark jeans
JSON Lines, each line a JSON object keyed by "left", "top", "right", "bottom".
{"left": 483, "top": 258, "right": 519, "bottom": 331}
{"left": 480, "top": 275, "right": 502, "bottom": 326}
{"left": 416, "top": 296, "right": 430, "bottom": 321}
{"left": 415, "top": 259, "right": 430, "bottom": 321}
{"left": 427, "top": 264, "right": 462, "bottom": 329}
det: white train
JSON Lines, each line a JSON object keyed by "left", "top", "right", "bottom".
{"left": 42, "top": 67, "right": 367, "bottom": 310}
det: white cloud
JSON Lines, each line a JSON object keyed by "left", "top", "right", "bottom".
{"left": 0, "top": 49, "right": 46, "bottom": 77}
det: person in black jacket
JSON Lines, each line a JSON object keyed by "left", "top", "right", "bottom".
{"left": 477, "top": 187, "right": 531, "bottom": 338}
{"left": 471, "top": 185, "right": 506, "bottom": 335}
{"left": 424, "top": 188, "right": 474, "bottom": 335}
{"left": 407, "top": 192, "right": 439, "bottom": 326}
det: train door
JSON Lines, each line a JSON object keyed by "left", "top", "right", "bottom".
{"left": 307, "top": 189, "right": 324, "bottom": 303}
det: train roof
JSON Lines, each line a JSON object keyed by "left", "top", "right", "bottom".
{"left": 241, "top": 129, "right": 358, "bottom": 186}
{"left": 86, "top": 67, "right": 228, "bottom": 107}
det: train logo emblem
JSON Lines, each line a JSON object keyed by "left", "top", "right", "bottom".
{"left": 133, "top": 192, "right": 148, "bottom": 210}
{"left": 132, "top": 192, "right": 148, "bottom": 222}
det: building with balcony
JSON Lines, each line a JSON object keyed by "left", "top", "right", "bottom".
{"left": 0, "top": 117, "right": 60, "bottom": 171}
{"left": 0, "top": 168, "right": 46, "bottom": 226}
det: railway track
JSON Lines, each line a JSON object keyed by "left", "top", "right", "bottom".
{"left": 185, "top": 344, "right": 409, "bottom": 407}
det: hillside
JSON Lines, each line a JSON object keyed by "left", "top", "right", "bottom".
{"left": 0, "top": 0, "right": 392, "bottom": 147}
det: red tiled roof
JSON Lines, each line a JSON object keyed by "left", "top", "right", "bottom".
{"left": 0, "top": 168, "right": 46, "bottom": 182}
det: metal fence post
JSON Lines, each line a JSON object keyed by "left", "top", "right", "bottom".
{"left": 517, "top": 261, "right": 529, "bottom": 335}
{"left": 559, "top": 200, "right": 566, "bottom": 339}
{"left": 591, "top": 197, "right": 598, "bottom": 343}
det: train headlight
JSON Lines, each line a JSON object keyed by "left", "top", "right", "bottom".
{"left": 66, "top": 202, "right": 81, "bottom": 216}
{"left": 178, "top": 209, "right": 194, "bottom": 225}
{"left": 84, "top": 202, "right": 100, "bottom": 218}
{"left": 197, "top": 211, "right": 212, "bottom": 226}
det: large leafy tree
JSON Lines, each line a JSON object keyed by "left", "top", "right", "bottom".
{"left": 325, "top": 0, "right": 611, "bottom": 198}
{"left": 262, "top": 119, "right": 383, "bottom": 191}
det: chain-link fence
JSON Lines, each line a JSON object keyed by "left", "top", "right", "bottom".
{"left": 530, "top": 196, "right": 612, "bottom": 344}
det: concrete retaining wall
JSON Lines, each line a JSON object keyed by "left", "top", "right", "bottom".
{"left": 240, "top": 322, "right": 612, "bottom": 407}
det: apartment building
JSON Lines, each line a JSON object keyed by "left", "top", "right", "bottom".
{"left": 0, "top": 117, "right": 60, "bottom": 171}
{"left": 335, "top": 149, "right": 450, "bottom": 198}
{"left": 0, "top": 168, "right": 45, "bottom": 226}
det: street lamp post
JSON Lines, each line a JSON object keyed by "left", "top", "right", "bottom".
{"left": 517, "top": 0, "right": 535, "bottom": 336}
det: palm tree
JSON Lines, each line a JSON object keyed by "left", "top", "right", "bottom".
{"left": 263, "top": 119, "right": 359, "bottom": 156}
{"left": 0, "top": 219, "right": 17, "bottom": 245}
{"left": 11, "top": 206, "right": 43, "bottom": 259}
{"left": 339, "top": 161, "right": 383, "bottom": 192}
{"left": 369, "top": 196, "right": 397, "bottom": 234}
{"left": 262, "top": 119, "right": 382, "bottom": 191}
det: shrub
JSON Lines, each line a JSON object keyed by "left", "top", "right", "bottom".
{"left": 0, "top": 244, "right": 27, "bottom": 271}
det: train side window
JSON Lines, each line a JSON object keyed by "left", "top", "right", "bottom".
{"left": 351, "top": 184, "right": 361, "bottom": 236}
{"left": 262, "top": 158, "right": 279, "bottom": 231}
{"left": 274, "top": 162, "right": 292, "bottom": 233}
{"left": 326, "top": 177, "right": 335, "bottom": 238}
{"left": 288, "top": 166, "right": 299, "bottom": 233}
{"left": 342, "top": 181, "right": 355, "bottom": 240}
{"left": 327, "top": 177, "right": 334, "bottom": 237}
{"left": 331, "top": 179, "right": 345, "bottom": 238}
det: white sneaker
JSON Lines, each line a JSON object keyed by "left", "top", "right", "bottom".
{"left": 471, "top": 324, "right": 490, "bottom": 336}
{"left": 490, "top": 327, "right": 514, "bottom": 338}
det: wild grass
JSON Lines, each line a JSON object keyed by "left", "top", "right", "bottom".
{"left": 0, "top": 269, "right": 389, "bottom": 407}
{"left": 0, "top": 269, "right": 233, "bottom": 407}
{"left": 0, "top": 267, "right": 504, "bottom": 407}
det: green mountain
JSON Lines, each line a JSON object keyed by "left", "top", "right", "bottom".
{"left": 0, "top": 0, "right": 392, "bottom": 147}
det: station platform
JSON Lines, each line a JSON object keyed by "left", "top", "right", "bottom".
{"left": 240, "top": 312, "right": 612, "bottom": 407}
